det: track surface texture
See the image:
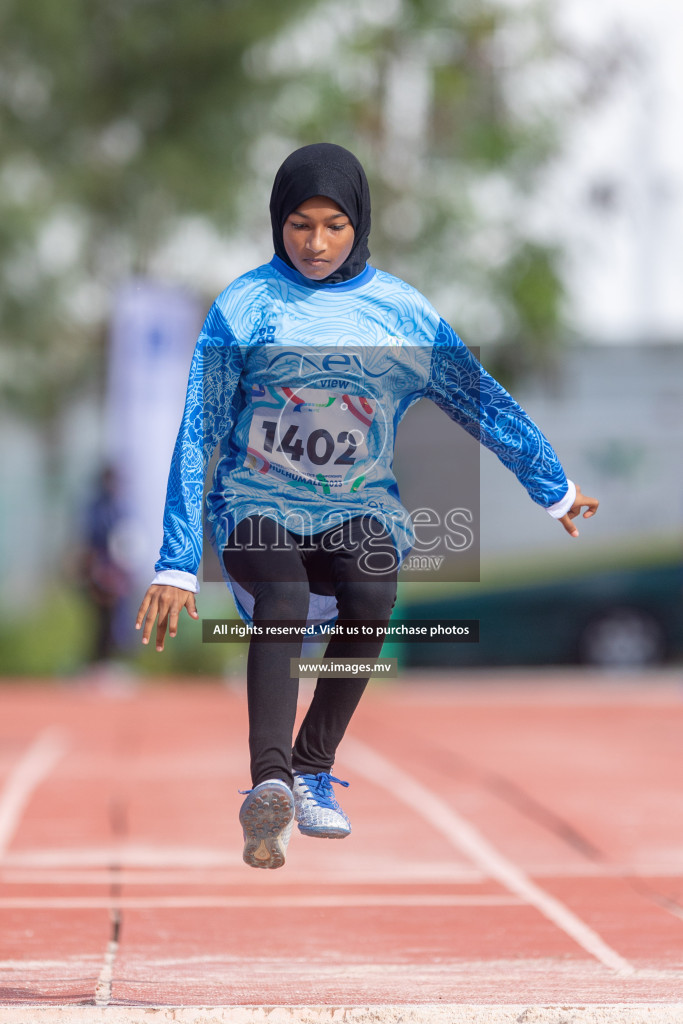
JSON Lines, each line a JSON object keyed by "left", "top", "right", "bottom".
{"left": 1, "top": 671, "right": 682, "bottom": 1023}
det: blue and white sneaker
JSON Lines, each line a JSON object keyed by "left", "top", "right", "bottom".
{"left": 292, "top": 772, "right": 351, "bottom": 838}
{"left": 239, "top": 779, "right": 294, "bottom": 869}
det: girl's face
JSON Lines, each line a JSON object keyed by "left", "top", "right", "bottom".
{"left": 282, "top": 196, "right": 354, "bottom": 279}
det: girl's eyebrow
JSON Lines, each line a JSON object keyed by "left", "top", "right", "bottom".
{"left": 289, "top": 210, "right": 347, "bottom": 220}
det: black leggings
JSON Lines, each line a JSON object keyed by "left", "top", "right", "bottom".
{"left": 223, "top": 515, "right": 398, "bottom": 786}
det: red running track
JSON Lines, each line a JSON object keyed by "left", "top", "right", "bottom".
{"left": 0, "top": 672, "right": 682, "bottom": 1019}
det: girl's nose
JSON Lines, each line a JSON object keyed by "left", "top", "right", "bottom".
{"left": 305, "top": 227, "right": 325, "bottom": 253}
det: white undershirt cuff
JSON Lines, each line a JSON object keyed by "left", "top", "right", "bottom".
{"left": 151, "top": 569, "right": 200, "bottom": 593}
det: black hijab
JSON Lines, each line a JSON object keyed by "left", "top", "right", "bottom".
{"left": 270, "top": 143, "right": 371, "bottom": 284}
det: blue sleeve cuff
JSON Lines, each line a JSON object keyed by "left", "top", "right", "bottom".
{"left": 545, "top": 480, "right": 576, "bottom": 519}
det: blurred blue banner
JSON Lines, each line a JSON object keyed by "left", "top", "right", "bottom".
{"left": 106, "top": 280, "right": 201, "bottom": 586}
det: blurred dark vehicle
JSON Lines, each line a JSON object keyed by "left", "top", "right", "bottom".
{"left": 401, "top": 559, "right": 683, "bottom": 668}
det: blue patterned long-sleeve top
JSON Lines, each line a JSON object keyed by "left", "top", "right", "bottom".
{"left": 153, "top": 256, "right": 573, "bottom": 624}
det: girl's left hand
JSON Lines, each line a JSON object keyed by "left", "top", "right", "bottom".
{"left": 559, "top": 485, "right": 599, "bottom": 538}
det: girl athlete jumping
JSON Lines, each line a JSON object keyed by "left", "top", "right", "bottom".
{"left": 136, "top": 143, "right": 598, "bottom": 870}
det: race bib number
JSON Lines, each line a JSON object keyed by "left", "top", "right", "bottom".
{"left": 244, "top": 385, "right": 376, "bottom": 494}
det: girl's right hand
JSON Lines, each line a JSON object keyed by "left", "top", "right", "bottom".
{"left": 135, "top": 585, "right": 199, "bottom": 652}
{"left": 558, "top": 484, "right": 599, "bottom": 538}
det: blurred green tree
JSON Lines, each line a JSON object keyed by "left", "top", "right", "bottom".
{"left": 0, "top": 0, "right": 626, "bottom": 422}
{"left": 0, "top": 0, "right": 320, "bottom": 423}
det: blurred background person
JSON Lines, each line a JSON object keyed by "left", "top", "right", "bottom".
{"left": 78, "top": 465, "right": 132, "bottom": 671}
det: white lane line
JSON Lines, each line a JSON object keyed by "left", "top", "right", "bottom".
{"left": 0, "top": 867, "right": 480, "bottom": 885}
{"left": 2, "top": 1002, "right": 683, "bottom": 1024}
{"left": 346, "top": 737, "right": 635, "bottom": 977}
{"left": 1, "top": 845, "right": 243, "bottom": 868}
{"left": 0, "top": 850, "right": 487, "bottom": 882}
{"left": 0, "top": 894, "right": 522, "bottom": 909}
{"left": 656, "top": 900, "right": 683, "bottom": 924}
{"left": 94, "top": 911, "right": 120, "bottom": 1008}
{"left": 2, "top": 862, "right": 681, "bottom": 885}
{"left": 0, "top": 729, "right": 67, "bottom": 858}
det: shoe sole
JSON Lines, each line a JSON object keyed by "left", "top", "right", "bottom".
{"left": 240, "top": 785, "right": 294, "bottom": 869}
